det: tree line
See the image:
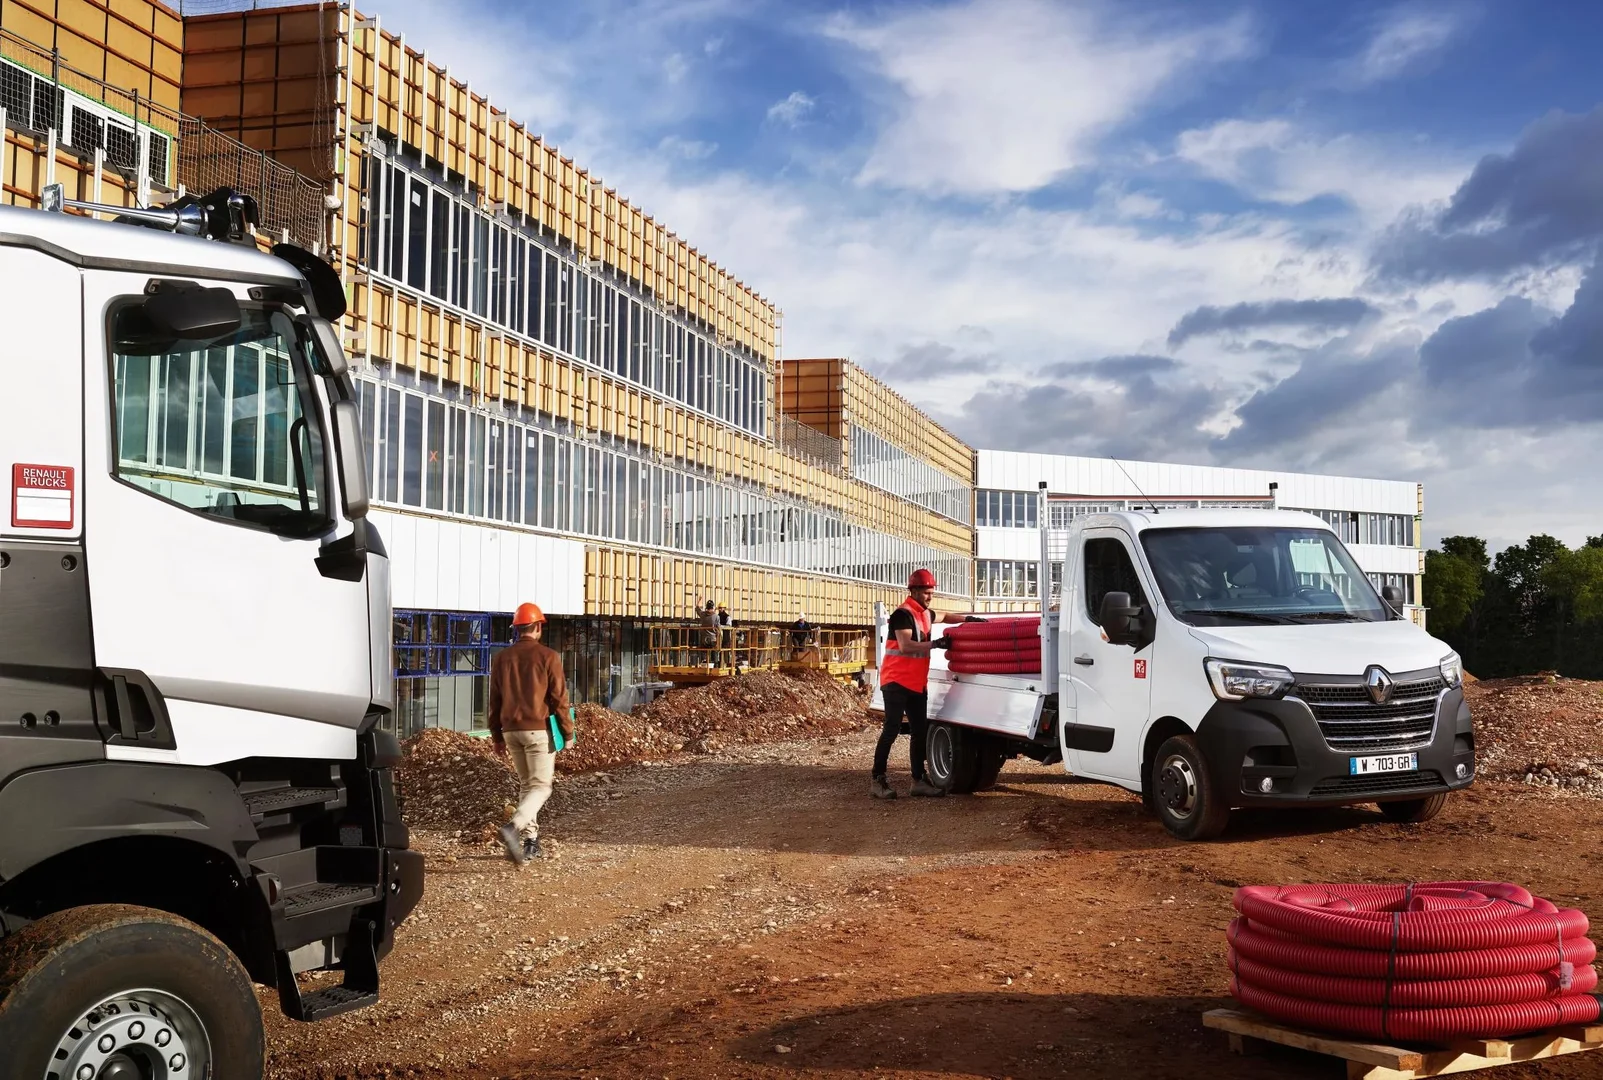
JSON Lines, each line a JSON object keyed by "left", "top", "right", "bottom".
{"left": 1424, "top": 535, "right": 1603, "bottom": 680}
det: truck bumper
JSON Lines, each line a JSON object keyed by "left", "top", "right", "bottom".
{"left": 1194, "top": 687, "right": 1473, "bottom": 809}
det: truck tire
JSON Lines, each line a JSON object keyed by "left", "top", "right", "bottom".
{"left": 1150, "top": 734, "right": 1230, "bottom": 841}
{"left": 974, "top": 738, "right": 1008, "bottom": 791}
{"left": 0, "top": 904, "right": 264, "bottom": 1080}
{"left": 926, "top": 722, "right": 981, "bottom": 794}
{"left": 1377, "top": 792, "right": 1448, "bottom": 823}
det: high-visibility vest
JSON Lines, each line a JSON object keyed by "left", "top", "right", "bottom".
{"left": 880, "top": 597, "right": 933, "bottom": 693}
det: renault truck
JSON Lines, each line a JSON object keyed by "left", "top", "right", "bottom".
{"left": 0, "top": 187, "right": 422, "bottom": 1078}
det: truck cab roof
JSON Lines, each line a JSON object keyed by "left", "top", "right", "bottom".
{"left": 0, "top": 201, "right": 303, "bottom": 285}
{"left": 1071, "top": 507, "right": 1333, "bottom": 535}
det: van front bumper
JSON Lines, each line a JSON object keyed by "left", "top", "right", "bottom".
{"left": 1193, "top": 685, "right": 1473, "bottom": 808}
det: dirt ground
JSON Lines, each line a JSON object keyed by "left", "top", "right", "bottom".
{"left": 266, "top": 725, "right": 1603, "bottom": 1080}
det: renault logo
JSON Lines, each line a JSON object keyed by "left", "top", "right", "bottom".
{"left": 1365, "top": 666, "right": 1395, "bottom": 704}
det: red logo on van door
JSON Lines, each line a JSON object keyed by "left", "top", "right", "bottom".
{"left": 1134, "top": 659, "right": 1147, "bottom": 679}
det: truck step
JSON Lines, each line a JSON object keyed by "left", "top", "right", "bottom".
{"left": 242, "top": 785, "right": 341, "bottom": 818}
{"left": 276, "top": 916, "right": 384, "bottom": 1023}
{"left": 282, "top": 882, "right": 379, "bottom": 918}
{"left": 290, "top": 982, "right": 380, "bottom": 1021}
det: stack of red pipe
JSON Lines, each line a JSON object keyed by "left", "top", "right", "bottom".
{"left": 943, "top": 616, "right": 1042, "bottom": 675}
{"left": 1228, "top": 882, "right": 1602, "bottom": 1041}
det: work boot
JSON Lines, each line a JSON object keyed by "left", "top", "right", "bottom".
{"left": 869, "top": 776, "right": 897, "bottom": 800}
{"left": 523, "top": 836, "right": 544, "bottom": 860}
{"left": 909, "top": 777, "right": 946, "bottom": 798}
{"left": 498, "top": 823, "right": 529, "bottom": 866}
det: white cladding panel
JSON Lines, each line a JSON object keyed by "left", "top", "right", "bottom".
{"left": 977, "top": 451, "right": 1419, "bottom": 517}
{"left": 977, "top": 527, "right": 1042, "bottom": 561}
{"left": 375, "top": 510, "right": 586, "bottom": 614}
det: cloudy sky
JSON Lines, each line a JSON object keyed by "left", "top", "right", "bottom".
{"left": 368, "top": 0, "right": 1603, "bottom": 552}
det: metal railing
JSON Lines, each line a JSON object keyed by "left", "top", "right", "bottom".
{"left": 647, "top": 624, "right": 785, "bottom": 681}
{"left": 779, "top": 627, "right": 871, "bottom": 670}
{"left": 778, "top": 415, "right": 844, "bottom": 475}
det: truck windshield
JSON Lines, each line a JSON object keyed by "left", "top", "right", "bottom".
{"left": 1140, "top": 526, "right": 1390, "bottom": 625}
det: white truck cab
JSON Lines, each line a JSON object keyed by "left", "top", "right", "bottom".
{"left": 0, "top": 189, "right": 421, "bottom": 1078}
{"left": 876, "top": 504, "right": 1472, "bottom": 840}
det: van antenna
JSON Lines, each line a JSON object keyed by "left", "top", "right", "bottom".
{"left": 1109, "top": 456, "right": 1159, "bottom": 514}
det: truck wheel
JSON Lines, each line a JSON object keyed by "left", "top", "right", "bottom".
{"left": 974, "top": 738, "right": 1008, "bottom": 791}
{"left": 1150, "top": 735, "right": 1230, "bottom": 841}
{"left": 0, "top": 904, "right": 264, "bottom": 1080}
{"left": 926, "top": 722, "right": 981, "bottom": 794}
{"left": 1378, "top": 792, "right": 1448, "bottom": 823}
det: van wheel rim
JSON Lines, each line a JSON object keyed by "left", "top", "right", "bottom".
{"left": 929, "top": 728, "right": 951, "bottom": 783}
{"left": 1158, "top": 754, "right": 1198, "bottom": 819}
{"left": 52, "top": 989, "right": 209, "bottom": 1080}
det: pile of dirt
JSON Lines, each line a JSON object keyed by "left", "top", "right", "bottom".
{"left": 1465, "top": 674, "right": 1603, "bottom": 795}
{"left": 638, "top": 669, "right": 872, "bottom": 752}
{"left": 558, "top": 702, "right": 686, "bottom": 774}
{"left": 392, "top": 728, "right": 518, "bottom": 831}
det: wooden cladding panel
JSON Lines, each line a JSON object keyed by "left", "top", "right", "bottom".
{"left": 4, "top": 0, "right": 182, "bottom": 117}
{"left": 842, "top": 362, "right": 974, "bottom": 484}
{"left": 2, "top": 128, "right": 139, "bottom": 207}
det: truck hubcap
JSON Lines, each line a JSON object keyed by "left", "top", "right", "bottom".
{"left": 52, "top": 990, "right": 208, "bottom": 1080}
{"left": 1158, "top": 755, "right": 1198, "bottom": 818}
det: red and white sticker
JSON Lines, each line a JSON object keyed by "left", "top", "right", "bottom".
{"left": 12, "top": 464, "right": 75, "bottom": 529}
{"left": 1134, "top": 658, "right": 1148, "bottom": 680}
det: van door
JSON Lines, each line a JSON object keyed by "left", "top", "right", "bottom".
{"left": 1063, "top": 529, "right": 1154, "bottom": 784}
{"left": 82, "top": 271, "right": 372, "bottom": 765}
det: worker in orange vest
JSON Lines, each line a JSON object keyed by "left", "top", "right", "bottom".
{"left": 872, "top": 568, "right": 966, "bottom": 799}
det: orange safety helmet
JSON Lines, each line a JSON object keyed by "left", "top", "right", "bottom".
{"left": 908, "top": 568, "right": 937, "bottom": 590}
{"left": 512, "top": 602, "right": 546, "bottom": 628}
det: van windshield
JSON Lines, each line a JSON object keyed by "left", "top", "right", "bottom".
{"left": 1140, "top": 526, "right": 1390, "bottom": 625}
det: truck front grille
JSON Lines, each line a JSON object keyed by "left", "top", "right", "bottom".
{"left": 1293, "top": 676, "right": 1445, "bottom": 753}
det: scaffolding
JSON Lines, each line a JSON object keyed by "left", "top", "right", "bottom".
{"left": 647, "top": 624, "right": 784, "bottom": 684}
{"left": 777, "top": 627, "right": 871, "bottom": 679}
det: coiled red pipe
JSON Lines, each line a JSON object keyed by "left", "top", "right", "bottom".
{"left": 945, "top": 618, "right": 1041, "bottom": 675}
{"left": 1229, "top": 883, "right": 1602, "bottom": 1041}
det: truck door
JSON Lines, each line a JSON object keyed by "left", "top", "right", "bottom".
{"left": 1063, "top": 529, "right": 1154, "bottom": 783}
{"left": 81, "top": 272, "right": 372, "bottom": 765}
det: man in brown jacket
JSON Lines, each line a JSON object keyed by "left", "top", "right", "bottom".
{"left": 489, "top": 602, "right": 573, "bottom": 866}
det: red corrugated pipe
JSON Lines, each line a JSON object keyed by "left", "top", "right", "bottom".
{"left": 1228, "top": 883, "right": 1602, "bottom": 1040}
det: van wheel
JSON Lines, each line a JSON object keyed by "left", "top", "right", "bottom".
{"left": 926, "top": 722, "right": 980, "bottom": 794}
{"left": 1378, "top": 792, "right": 1448, "bottom": 823}
{"left": 974, "top": 738, "right": 1008, "bottom": 791}
{"left": 0, "top": 904, "right": 264, "bottom": 1080}
{"left": 1150, "top": 735, "right": 1230, "bottom": 841}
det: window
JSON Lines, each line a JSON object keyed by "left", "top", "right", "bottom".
{"left": 111, "top": 305, "right": 329, "bottom": 536}
{"left": 1083, "top": 538, "right": 1148, "bottom": 625}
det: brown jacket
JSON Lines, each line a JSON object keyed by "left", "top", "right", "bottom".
{"left": 487, "top": 637, "right": 573, "bottom": 741}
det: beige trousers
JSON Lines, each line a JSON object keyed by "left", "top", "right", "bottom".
{"left": 505, "top": 728, "right": 555, "bottom": 840}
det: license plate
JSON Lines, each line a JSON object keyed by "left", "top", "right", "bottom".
{"left": 1349, "top": 753, "right": 1418, "bottom": 775}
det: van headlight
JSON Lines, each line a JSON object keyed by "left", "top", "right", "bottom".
{"left": 1439, "top": 652, "right": 1463, "bottom": 689}
{"left": 1205, "top": 659, "right": 1295, "bottom": 701}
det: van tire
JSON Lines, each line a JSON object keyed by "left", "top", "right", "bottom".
{"left": 1150, "top": 734, "right": 1230, "bottom": 841}
{"left": 1377, "top": 792, "right": 1448, "bottom": 823}
{"left": 0, "top": 904, "right": 265, "bottom": 1080}
{"left": 974, "top": 739, "right": 1008, "bottom": 791}
{"left": 926, "top": 722, "right": 980, "bottom": 794}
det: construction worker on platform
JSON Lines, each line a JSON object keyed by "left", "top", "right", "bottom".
{"left": 489, "top": 602, "right": 573, "bottom": 865}
{"left": 871, "top": 568, "right": 966, "bottom": 799}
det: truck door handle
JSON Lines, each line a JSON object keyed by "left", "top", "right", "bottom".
{"left": 1074, "top": 655, "right": 1094, "bottom": 666}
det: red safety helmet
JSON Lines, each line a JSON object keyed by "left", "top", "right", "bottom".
{"left": 512, "top": 602, "right": 546, "bottom": 627}
{"left": 908, "top": 568, "right": 937, "bottom": 590}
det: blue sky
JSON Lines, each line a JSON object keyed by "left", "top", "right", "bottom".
{"left": 370, "top": 0, "right": 1603, "bottom": 551}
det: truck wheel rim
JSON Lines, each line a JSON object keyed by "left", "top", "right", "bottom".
{"left": 52, "top": 989, "right": 209, "bottom": 1080}
{"left": 929, "top": 728, "right": 951, "bottom": 783}
{"left": 1158, "top": 754, "right": 1198, "bottom": 819}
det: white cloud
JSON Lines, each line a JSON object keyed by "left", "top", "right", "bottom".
{"left": 657, "top": 135, "right": 717, "bottom": 160}
{"left": 766, "top": 91, "right": 815, "bottom": 127}
{"left": 1352, "top": 4, "right": 1467, "bottom": 85}
{"left": 825, "top": 0, "right": 1255, "bottom": 196}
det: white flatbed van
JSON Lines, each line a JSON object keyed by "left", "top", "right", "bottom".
{"left": 873, "top": 501, "right": 1472, "bottom": 840}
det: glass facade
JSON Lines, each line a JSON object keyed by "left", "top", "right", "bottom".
{"left": 975, "top": 489, "right": 1040, "bottom": 529}
{"left": 362, "top": 150, "right": 767, "bottom": 439}
{"left": 850, "top": 427, "right": 970, "bottom": 523}
{"left": 356, "top": 372, "right": 970, "bottom": 594}
{"left": 1292, "top": 508, "right": 1415, "bottom": 547}
{"left": 1366, "top": 572, "right": 1418, "bottom": 604}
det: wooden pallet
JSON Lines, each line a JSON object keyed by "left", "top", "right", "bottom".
{"left": 1204, "top": 1008, "right": 1603, "bottom": 1079}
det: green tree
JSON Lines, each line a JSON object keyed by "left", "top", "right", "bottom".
{"left": 1423, "top": 548, "right": 1483, "bottom": 632}
{"left": 1548, "top": 544, "right": 1603, "bottom": 626}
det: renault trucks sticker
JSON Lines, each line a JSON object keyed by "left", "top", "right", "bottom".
{"left": 12, "top": 464, "right": 75, "bottom": 529}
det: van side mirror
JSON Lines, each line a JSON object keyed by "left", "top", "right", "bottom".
{"left": 330, "top": 400, "right": 370, "bottom": 520}
{"left": 144, "top": 283, "right": 241, "bottom": 339}
{"left": 1381, "top": 584, "right": 1404, "bottom": 609}
{"left": 1100, "top": 591, "right": 1139, "bottom": 644}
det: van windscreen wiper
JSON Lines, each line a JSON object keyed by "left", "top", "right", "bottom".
{"left": 1187, "top": 609, "right": 1291, "bottom": 624}
{"left": 1286, "top": 610, "right": 1371, "bottom": 622}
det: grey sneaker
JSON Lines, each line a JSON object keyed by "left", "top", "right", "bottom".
{"left": 909, "top": 778, "right": 946, "bottom": 798}
{"left": 498, "top": 823, "right": 528, "bottom": 866}
{"left": 870, "top": 776, "right": 897, "bottom": 800}
{"left": 523, "top": 836, "right": 544, "bottom": 860}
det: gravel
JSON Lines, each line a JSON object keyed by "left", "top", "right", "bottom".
{"left": 1465, "top": 674, "right": 1603, "bottom": 796}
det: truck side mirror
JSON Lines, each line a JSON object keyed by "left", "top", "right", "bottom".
{"left": 1381, "top": 584, "right": 1404, "bottom": 610}
{"left": 1100, "top": 591, "right": 1135, "bottom": 644}
{"left": 330, "top": 400, "right": 370, "bottom": 520}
